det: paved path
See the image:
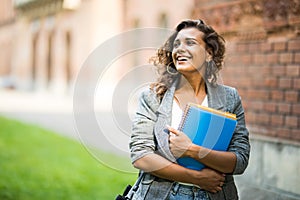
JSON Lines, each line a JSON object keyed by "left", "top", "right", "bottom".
{"left": 0, "top": 90, "right": 131, "bottom": 157}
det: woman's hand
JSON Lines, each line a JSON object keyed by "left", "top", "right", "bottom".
{"left": 168, "top": 125, "right": 192, "bottom": 158}
{"left": 193, "top": 168, "right": 225, "bottom": 193}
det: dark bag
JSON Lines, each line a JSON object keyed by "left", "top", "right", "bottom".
{"left": 115, "top": 173, "right": 144, "bottom": 200}
{"left": 116, "top": 185, "right": 132, "bottom": 200}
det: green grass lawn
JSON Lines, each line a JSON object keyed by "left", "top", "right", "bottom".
{"left": 0, "top": 116, "right": 137, "bottom": 200}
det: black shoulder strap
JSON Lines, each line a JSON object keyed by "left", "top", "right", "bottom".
{"left": 126, "top": 172, "right": 145, "bottom": 199}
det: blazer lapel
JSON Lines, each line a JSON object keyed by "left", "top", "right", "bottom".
{"left": 154, "top": 84, "right": 177, "bottom": 162}
{"left": 206, "top": 83, "right": 226, "bottom": 111}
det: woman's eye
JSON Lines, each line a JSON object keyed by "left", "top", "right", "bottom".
{"left": 173, "top": 42, "right": 179, "bottom": 48}
{"left": 187, "top": 40, "right": 195, "bottom": 45}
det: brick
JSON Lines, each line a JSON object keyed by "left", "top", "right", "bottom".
{"left": 243, "top": 100, "right": 252, "bottom": 110}
{"left": 261, "top": 42, "right": 272, "bottom": 52}
{"left": 271, "top": 114, "right": 284, "bottom": 126}
{"left": 236, "top": 43, "right": 249, "bottom": 52}
{"left": 233, "top": 66, "right": 246, "bottom": 74}
{"left": 285, "top": 90, "right": 299, "bottom": 102}
{"left": 276, "top": 127, "right": 291, "bottom": 139}
{"left": 291, "top": 129, "right": 300, "bottom": 141}
{"left": 251, "top": 101, "right": 263, "bottom": 111}
{"left": 245, "top": 111, "right": 255, "bottom": 124}
{"left": 250, "top": 124, "right": 265, "bottom": 135}
{"left": 242, "top": 99, "right": 250, "bottom": 109}
{"left": 254, "top": 54, "right": 265, "bottom": 65}
{"left": 292, "top": 104, "right": 300, "bottom": 115}
{"left": 252, "top": 77, "right": 266, "bottom": 88}
{"left": 279, "top": 53, "right": 293, "bottom": 64}
{"left": 228, "top": 54, "right": 239, "bottom": 64}
{"left": 261, "top": 66, "right": 271, "bottom": 74}
{"left": 264, "top": 102, "right": 277, "bottom": 113}
{"left": 239, "top": 77, "right": 251, "bottom": 87}
{"left": 249, "top": 43, "right": 261, "bottom": 52}
{"left": 222, "top": 66, "right": 235, "bottom": 75}
{"left": 271, "top": 65, "right": 285, "bottom": 76}
{"left": 273, "top": 41, "right": 286, "bottom": 52}
{"left": 277, "top": 103, "right": 291, "bottom": 114}
{"left": 257, "top": 113, "right": 270, "bottom": 125}
{"left": 226, "top": 43, "right": 236, "bottom": 51}
{"left": 267, "top": 53, "right": 279, "bottom": 65}
{"left": 288, "top": 39, "right": 300, "bottom": 51}
{"left": 293, "top": 78, "right": 300, "bottom": 89}
{"left": 285, "top": 116, "right": 298, "bottom": 128}
{"left": 264, "top": 76, "right": 278, "bottom": 88}
{"left": 241, "top": 54, "right": 252, "bottom": 65}
{"left": 247, "top": 89, "right": 270, "bottom": 101}
{"left": 271, "top": 90, "right": 284, "bottom": 100}
{"left": 279, "top": 77, "right": 292, "bottom": 89}
{"left": 294, "top": 52, "right": 300, "bottom": 63}
{"left": 248, "top": 65, "right": 261, "bottom": 74}
{"left": 267, "top": 127, "right": 278, "bottom": 137}
{"left": 286, "top": 65, "right": 300, "bottom": 77}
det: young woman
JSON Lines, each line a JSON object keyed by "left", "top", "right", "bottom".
{"left": 129, "top": 19, "right": 250, "bottom": 200}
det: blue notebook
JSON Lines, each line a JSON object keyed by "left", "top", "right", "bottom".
{"left": 177, "top": 103, "right": 237, "bottom": 171}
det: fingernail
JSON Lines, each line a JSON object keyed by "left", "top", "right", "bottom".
{"left": 163, "top": 128, "right": 170, "bottom": 134}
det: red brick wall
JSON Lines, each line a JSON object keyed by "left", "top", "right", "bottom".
{"left": 222, "top": 37, "right": 300, "bottom": 141}
{"left": 193, "top": 0, "right": 300, "bottom": 142}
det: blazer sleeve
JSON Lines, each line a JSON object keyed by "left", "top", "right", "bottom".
{"left": 129, "top": 88, "right": 160, "bottom": 163}
{"left": 228, "top": 88, "right": 251, "bottom": 175}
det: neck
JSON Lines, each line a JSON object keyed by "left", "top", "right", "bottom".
{"left": 177, "top": 72, "right": 206, "bottom": 96}
{"left": 174, "top": 72, "right": 207, "bottom": 108}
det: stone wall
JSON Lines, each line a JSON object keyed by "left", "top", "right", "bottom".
{"left": 235, "top": 136, "right": 300, "bottom": 200}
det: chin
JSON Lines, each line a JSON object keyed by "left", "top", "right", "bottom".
{"left": 176, "top": 66, "right": 197, "bottom": 73}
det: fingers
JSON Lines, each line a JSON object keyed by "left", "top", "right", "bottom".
{"left": 212, "top": 177, "right": 224, "bottom": 193}
{"left": 209, "top": 183, "right": 223, "bottom": 193}
{"left": 166, "top": 125, "right": 180, "bottom": 135}
{"left": 216, "top": 186, "right": 222, "bottom": 192}
{"left": 199, "top": 168, "right": 225, "bottom": 193}
{"left": 206, "top": 185, "right": 222, "bottom": 193}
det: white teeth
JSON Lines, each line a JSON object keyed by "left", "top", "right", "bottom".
{"left": 177, "top": 57, "right": 188, "bottom": 61}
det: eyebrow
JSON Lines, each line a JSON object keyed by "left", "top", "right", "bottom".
{"left": 174, "top": 37, "right": 199, "bottom": 43}
{"left": 186, "top": 38, "right": 198, "bottom": 42}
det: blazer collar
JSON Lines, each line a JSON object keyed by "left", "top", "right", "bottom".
{"left": 157, "top": 79, "right": 227, "bottom": 116}
{"left": 206, "top": 82, "right": 226, "bottom": 111}
{"left": 156, "top": 85, "right": 176, "bottom": 117}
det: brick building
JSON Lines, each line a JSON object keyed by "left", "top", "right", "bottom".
{"left": 192, "top": 0, "right": 300, "bottom": 199}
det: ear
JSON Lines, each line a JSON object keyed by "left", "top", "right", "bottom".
{"left": 206, "top": 50, "right": 213, "bottom": 62}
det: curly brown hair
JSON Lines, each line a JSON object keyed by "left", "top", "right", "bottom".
{"left": 150, "top": 19, "right": 226, "bottom": 99}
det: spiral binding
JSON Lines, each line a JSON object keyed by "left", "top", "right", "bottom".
{"left": 178, "top": 103, "right": 192, "bottom": 131}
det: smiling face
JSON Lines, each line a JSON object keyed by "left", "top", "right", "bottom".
{"left": 172, "top": 28, "right": 209, "bottom": 75}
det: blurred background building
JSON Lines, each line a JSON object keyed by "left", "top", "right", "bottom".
{"left": 0, "top": 0, "right": 299, "bottom": 199}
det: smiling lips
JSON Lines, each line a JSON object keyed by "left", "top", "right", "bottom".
{"left": 176, "top": 55, "right": 191, "bottom": 64}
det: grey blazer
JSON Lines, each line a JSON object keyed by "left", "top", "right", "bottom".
{"left": 130, "top": 82, "right": 250, "bottom": 200}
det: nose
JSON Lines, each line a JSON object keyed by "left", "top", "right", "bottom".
{"left": 173, "top": 43, "right": 186, "bottom": 54}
